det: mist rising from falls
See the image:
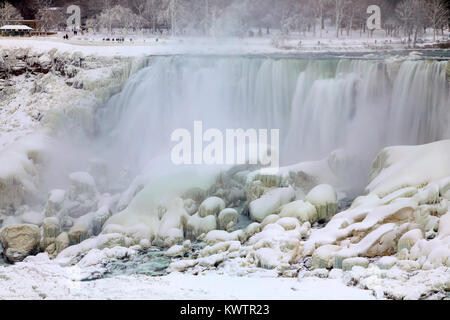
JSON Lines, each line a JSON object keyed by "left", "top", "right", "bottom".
{"left": 39, "top": 55, "right": 449, "bottom": 202}
{"left": 92, "top": 56, "right": 449, "bottom": 180}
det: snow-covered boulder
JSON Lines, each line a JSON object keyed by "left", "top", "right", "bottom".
{"left": 311, "top": 245, "right": 341, "bottom": 269}
{"left": 276, "top": 217, "right": 301, "bottom": 231}
{"left": 155, "top": 198, "right": 187, "bottom": 247}
{"left": 218, "top": 208, "right": 238, "bottom": 231}
{"left": 255, "top": 247, "right": 282, "bottom": 269}
{"left": 260, "top": 214, "right": 280, "bottom": 228}
{"left": 41, "top": 217, "right": 61, "bottom": 252}
{"left": 198, "top": 197, "right": 226, "bottom": 218}
{"left": 42, "top": 217, "right": 60, "bottom": 239}
{"left": 68, "top": 223, "right": 89, "bottom": 245}
{"left": 1, "top": 224, "right": 41, "bottom": 262}
{"left": 376, "top": 256, "right": 397, "bottom": 269}
{"left": 243, "top": 222, "right": 261, "bottom": 241}
{"left": 54, "top": 232, "right": 70, "bottom": 254}
{"left": 77, "top": 246, "right": 136, "bottom": 268}
{"left": 279, "top": 200, "right": 318, "bottom": 223}
{"left": 91, "top": 206, "right": 113, "bottom": 235}
{"left": 200, "top": 241, "right": 241, "bottom": 257}
{"left": 342, "top": 257, "right": 369, "bottom": 271}
{"left": 57, "top": 233, "right": 133, "bottom": 262}
{"left": 249, "top": 186, "right": 295, "bottom": 222}
{"left": 397, "top": 229, "right": 424, "bottom": 252}
{"left": 305, "top": 184, "right": 338, "bottom": 221}
{"left": 166, "top": 244, "right": 185, "bottom": 257}
{"left": 183, "top": 213, "right": 217, "bottom": 240}
{"left": 204, "top": 230, "right": 243, "bottom": 245}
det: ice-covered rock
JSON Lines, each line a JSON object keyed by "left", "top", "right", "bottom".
{"left": 342, "top": 257, "right": 369, "bottom": 271}
{"left": 68, "top": 223, "right": 89, "bottom": 245}
{"left": 183, "top": 213, "right": 217, "bottom": 240}
{"left": 77, "top": 246, "right": 136, "bottom": 268}
{"left": 57, "top": 233, "right": 133, "bottom": 262}
{"left": 305, "top": 184, "right": 338, "bottom": 221}
{"left": 166, "top": 244, "right": 186, "bottom": 257}
{"left": 198, "top": 197, "right": 226, "bottom": 218}
{"left": 243, "top": 222, "right": 261, "bottom": 241}
{"left": 218, "top": 208, "right": 238, "bottom": 231}
{"left": 397, "top": 229, "right": 424, "bottom": 252}
{"left": 204, "top": 230, "right": 243, "bottom": 245}
{"left": 376, "top": 256, "right": 397, "bottom": 269}
{"left": 152, "top": 198, "right": 186, "bottom": 247}
{"left": 168, "top": 259, "right": 199, "bottom": 272}
{"left": 41, "top": 217, "right": 61, "bottom": 252}
{"left": 105, "top": 168, "right": 219, "bottom": 241}
{"left": 91, "top": 206, "right": 113, "bottom": 235}
{"left": 249, "top": 186, "right": 295, "bottom": 222}
{"left": 1, "top": 224, "right": 40, "bottom": 262}
{"left": 311, "top": 245, "right": 341, "bottom": 269}
{"left": 260, "top": 214, "right": 280, "bottom": 228}
{"left": 276, "top": 217, "right": 301, "bottom": 231}
{"left": 279, "top": 200, "right": 318, "bottom": 223}
{"left": 255, "top": 247, "right": 282, "bottom": 269}
{"left": 200, "top": 241, "right": 241, "bottom": 257}
{"left": 55, "top": 232, "right": 70, "bottom": 254}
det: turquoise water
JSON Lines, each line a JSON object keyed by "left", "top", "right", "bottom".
{"left": 81, "top": 248, "right": 172, "bottom": 281}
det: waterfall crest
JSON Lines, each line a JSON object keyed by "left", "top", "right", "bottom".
{"left": 94, "top": 56, "right": 449, "bottom": 174}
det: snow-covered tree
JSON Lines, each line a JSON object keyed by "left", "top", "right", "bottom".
{"left": 96, "top": 4, "right": 144, "bottom": 35}
{"left": 0, "top": 1, "right": 23, "bottom": 26}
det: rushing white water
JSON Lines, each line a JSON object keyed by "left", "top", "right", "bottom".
{"left": 93, "top": 56, "right": 449, "bottom": 176}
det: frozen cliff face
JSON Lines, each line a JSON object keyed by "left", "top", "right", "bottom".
{"left": 0, "top": 49, "right": 145, "bottom": 214}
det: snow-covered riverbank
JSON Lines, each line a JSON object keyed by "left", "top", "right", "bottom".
{"left": 1, "top": 33, "right": 449, "bottom": 57}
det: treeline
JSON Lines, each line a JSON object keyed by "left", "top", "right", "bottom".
{"left": 1, "top": 0, "right": 449, "bottom": 39}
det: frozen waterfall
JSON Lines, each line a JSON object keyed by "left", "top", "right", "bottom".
{"left": 93, "top": 55, "right": 449, "bottom": 175}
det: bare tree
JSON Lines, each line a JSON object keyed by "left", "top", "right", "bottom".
{"left": 310, "top": 0, "right": 326, "bottom": 37}
{"left": 396, "top": 0, "right": 415, "bottom": 41}
{"left": 96, "top": 4, "right": 143, "bottom": 35}
{"left": 35, "top": 0, "right": 54, "bottom": 32}
{"left": 334, "top": 0, "right": 345, "bottom": 37}
{"left": 425, "top": 0, "right": 449, "bottom": 41}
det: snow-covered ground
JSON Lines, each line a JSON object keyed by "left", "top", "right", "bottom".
{"left": 0, "top": 253, "right": 374, "bottom": 300}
